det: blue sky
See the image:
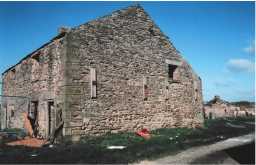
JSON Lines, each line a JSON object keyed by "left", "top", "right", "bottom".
{"left": 0, "top": 1, "right": 255, "bottom": 102}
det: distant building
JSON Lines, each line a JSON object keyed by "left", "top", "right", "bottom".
{"left": 203, "top": 96, "right": 254, "bottom": 119}
{"left": 1, "top": 5, "right": 203, "bottom": 139}
{"left": 0, "top": 103, "right": 1, "bottom": 129}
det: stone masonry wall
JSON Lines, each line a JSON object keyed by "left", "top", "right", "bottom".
{"left": 1, "top": 36, "right": 66, "bottom": 138}
{"left": 1, "top": 5, "right": 203, "bottom": 139}
{"left": 63, "top": 6, "right": 203, "bottom": 137}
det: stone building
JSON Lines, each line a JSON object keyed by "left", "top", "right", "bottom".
{"left": 203, "top": 96, "right": 237, "bottom": 119}
{"left": 1, "top": 5, "right": 203, "bottom": 139}
{"left": 203, "top": 96, "right": 255, "bottom": 119}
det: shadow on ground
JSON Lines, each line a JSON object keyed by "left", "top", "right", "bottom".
{"left": 225, "top": 141, "right": 255, "bottom": 164}
{"left": 190, "top": 142, "right": 255, "bottom": 164}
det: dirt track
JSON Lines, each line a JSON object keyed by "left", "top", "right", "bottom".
{"left": 138, "top": 133, "right": 255, "bottom": 164}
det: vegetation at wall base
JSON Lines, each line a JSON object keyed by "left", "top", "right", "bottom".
{"left": 0, "top": 116, "right": 254, "bottom": 163}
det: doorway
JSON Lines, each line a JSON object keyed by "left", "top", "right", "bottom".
{"left": 48, "top": 101, "right": 55, "bottom": 137}
{"left": 29, "top": 101, "right": 38, "bottom": 137}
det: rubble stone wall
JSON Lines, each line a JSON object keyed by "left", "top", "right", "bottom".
{"left": 1, "top": 6, "right": 204, "bottom": 139}
{"left": 1, "top": 37, "right": 66, "bottom": 138}
{"left": 63, "top": 6, "right": 203, "bottom": 137}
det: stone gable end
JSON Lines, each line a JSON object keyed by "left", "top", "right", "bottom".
{"left": 1, "top": 5, "right": 203, "bottom": 139}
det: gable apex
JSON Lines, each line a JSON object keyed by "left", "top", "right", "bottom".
{"left": 72, "top": 4, "right": 149, "bottom": 31}
{"left": 70, "top": 4, "right": 182, "bottom": 59}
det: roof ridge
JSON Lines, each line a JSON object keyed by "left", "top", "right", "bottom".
{"left": 71, "top": 4, "right": 144, "bottom": 31}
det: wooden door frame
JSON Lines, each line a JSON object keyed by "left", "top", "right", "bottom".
{"left": 47, "top": 100, "right": 54, "bottom": 138}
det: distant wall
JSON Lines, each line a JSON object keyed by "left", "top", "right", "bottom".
{"left": 203, "top": 101, "right": 254, "bottom": 119}
{"left": 1, "top": 37, "right": 66, "bottom": 138}
{"left": 204, "top": 104, "right": 238, "bottom": 119}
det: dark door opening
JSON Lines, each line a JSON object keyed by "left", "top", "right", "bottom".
{"left": 29, "top": 101, "right": 38, "bottom": 137}
{"left": 48, "top": 101, "right": 54, "bottom": 137}
{"left": 5, "top": 105, "right": 7, "bottom": 129}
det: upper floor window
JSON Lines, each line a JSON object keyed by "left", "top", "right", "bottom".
{"left": 11, "top": 68, "right": 16, "bottom": 73}
{"left": 10, "top": 68, "right": 16, "bottom": 80}
{"left": 168, "top": 64, "right": 177, "bottom": 79}
{"left": 165, "top": 59, "right": 182, "bottom": 81}
{"left": 32, "top": 53, "right": 40, "bottom": 63}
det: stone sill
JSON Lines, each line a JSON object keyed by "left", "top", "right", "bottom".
{"left": 168, "top": 80, "right": 181, "bottom": 84}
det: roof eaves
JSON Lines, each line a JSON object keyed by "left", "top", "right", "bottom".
{"left": 2, "top": 32, "right": 66, "bottom": 76}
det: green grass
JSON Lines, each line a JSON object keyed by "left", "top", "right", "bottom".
{"left": 0, "top": 116, "right": 254, "bottom": 163}
{"left": 2, "top": 128, "right": 24, "bottom": 133}
{"left": 0, "top": 128, "right": 27, "bottom": 142}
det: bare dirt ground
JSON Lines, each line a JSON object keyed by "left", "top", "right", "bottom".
{"left": 6, "top": 137, "right": 46, "bottom": 148}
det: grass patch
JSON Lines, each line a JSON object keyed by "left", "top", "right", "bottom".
{"left": 0, "top": 128, "right": 27, "bottom": 143}
{"left": 0, "top": 116, "right": 254, "bottom": 163}
{"left": 2, "top": 128, "right": 24, "bottom": 133}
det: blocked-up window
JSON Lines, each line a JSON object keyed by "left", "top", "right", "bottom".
{"left": 90, "top": 68, "right": 97, "bottom": 99}
{"left": 165, "top": 86, "right": 169, "bottom": 100}
{"left": 31, "top": 53, "right": 41, "bottom": 81}
{"left": 143, "top": 77, "right": 149, "bottom": 101}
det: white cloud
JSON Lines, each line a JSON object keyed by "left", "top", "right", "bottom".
{"left": 243, "top": 41, "right": 255, "bottom": 54}
{"left": 227, "top": 59, "right": 255, "bottom": 72}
